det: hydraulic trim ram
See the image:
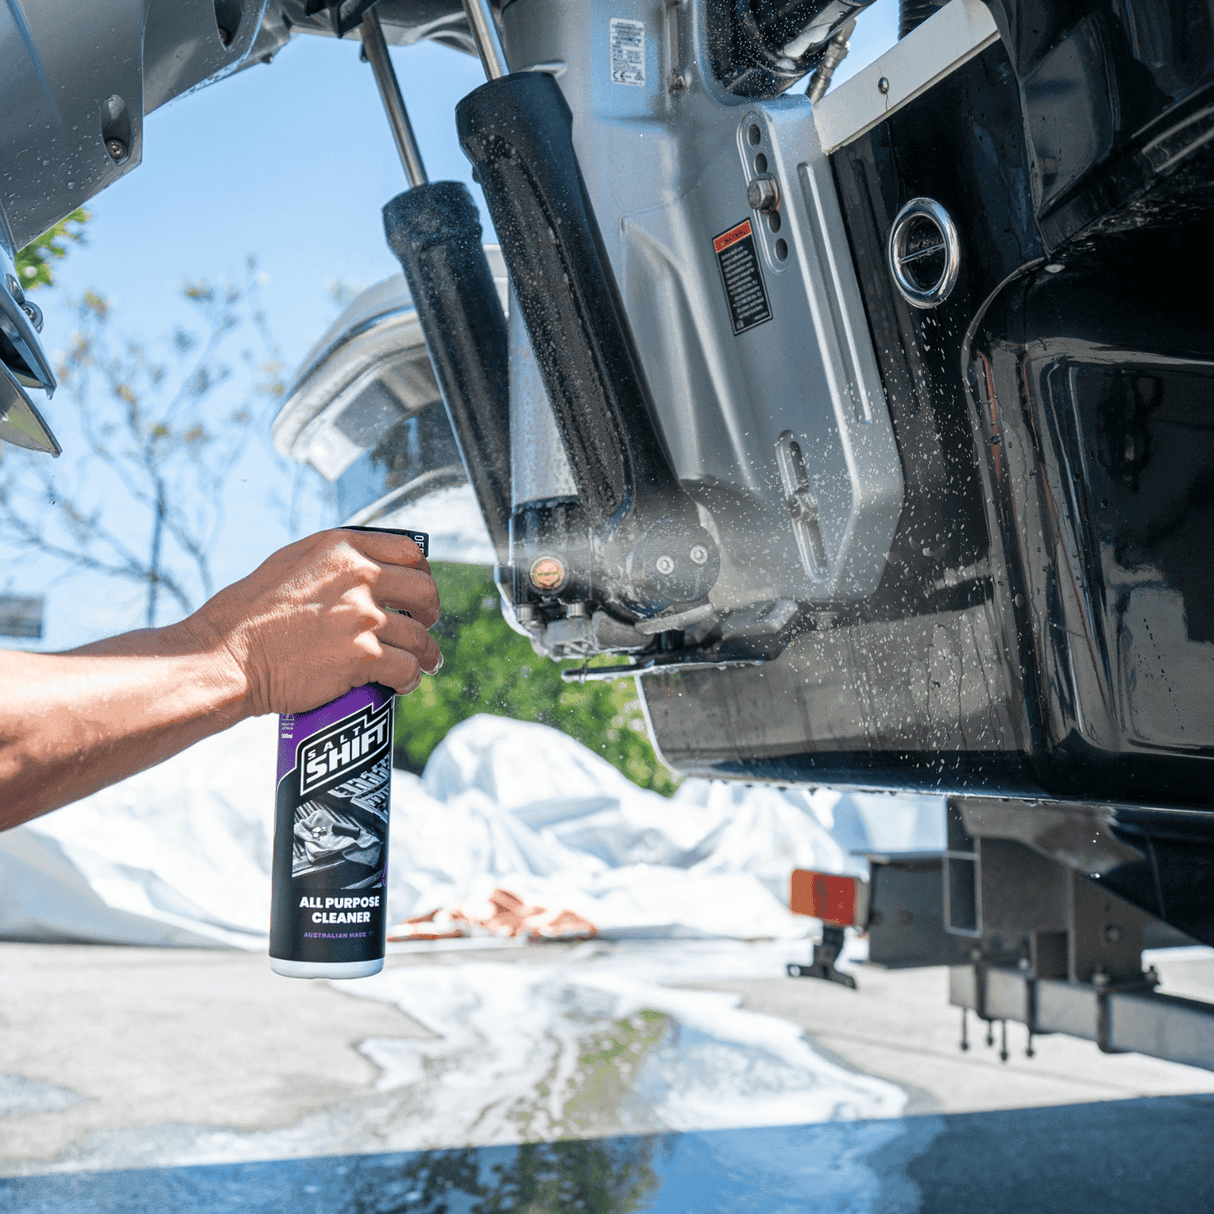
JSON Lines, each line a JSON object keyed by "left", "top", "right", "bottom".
{"left": 492, "top": 0, "right": 903, "bottom": 667}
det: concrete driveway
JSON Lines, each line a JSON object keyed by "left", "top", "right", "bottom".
{"left": 2, "top": 939, "right": 1212, "bottom": 1211}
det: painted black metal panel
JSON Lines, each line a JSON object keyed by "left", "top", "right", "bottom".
{"left": 646, "top": 45, "right": 1040, "bottom": 795}
{"left": 969, "top": 225, "right": 1214, "bottom": 806}
{"left": 645, "top": 21, "right": 1214, "bottom": 815}
{"left": 984, "top": 0, "right": 1214, "bottom": 245}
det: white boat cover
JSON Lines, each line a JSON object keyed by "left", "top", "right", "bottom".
{"left": 0, "top": 713, "right": 943, "bottom": 949}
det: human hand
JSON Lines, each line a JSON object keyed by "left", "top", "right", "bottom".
{"left": 186, "top": 528, "right": 442, "bottom": 716}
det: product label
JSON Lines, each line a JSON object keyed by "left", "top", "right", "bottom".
{"left": 713, "top": 219, "right": 773, "bottom": 334}
{"left": 609, "top": 18, "right": 645, "bottom": 86}
{"left": 299, "top": 700, "right": 393, "bottom": 797}
{"left": 270, "top": 685, "right": 395, "bottom": 966}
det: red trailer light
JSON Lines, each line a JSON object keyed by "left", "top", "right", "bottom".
{"left": 789, "top": 869, "right": 868, "bottom": 928}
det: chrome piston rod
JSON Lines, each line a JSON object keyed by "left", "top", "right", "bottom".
{"left": 360, "top": 7, "right": 428, "bottom": 187}
{"left": 460, "top": 0, "right": 509, "bottom": 79}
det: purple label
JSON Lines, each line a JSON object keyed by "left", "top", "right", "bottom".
{"left": 276, "top": 684, "right": 394, "bottom": 788}
{"left": 270, "top": 684, "right": 396, "bottom": 965}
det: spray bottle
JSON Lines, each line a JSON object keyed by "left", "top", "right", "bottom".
{"left": 269, "top": 526, "right": 428, "bottom": 978}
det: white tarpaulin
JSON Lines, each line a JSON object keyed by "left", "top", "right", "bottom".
{"left": 0, "top": 713, "right": 944, "bottom": 948}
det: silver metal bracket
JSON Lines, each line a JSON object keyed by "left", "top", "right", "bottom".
{"left": 501, "top": 0, "right": 905, "bottom": 624}
{"left": 950, "top": 964, "right": 1214, "bottom": 1071}
{"left": 942, "top": 796, "right": 1214, "bottom": 1073}
{"left": 0, "top": 244, "right": 59, "bottom": 455}
{"left": 560, "top": 650, "right": 767, "bottom": 683}
{"left": 776, "top": 430, "right": 828, "bottom": 579}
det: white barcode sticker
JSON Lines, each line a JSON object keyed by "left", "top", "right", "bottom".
{"left": 609, "top": 18, "right": 646, "bottom": 87}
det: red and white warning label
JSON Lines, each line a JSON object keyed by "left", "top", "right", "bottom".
{"left": 713, "top": 219, "right": 772, "bottom": 334}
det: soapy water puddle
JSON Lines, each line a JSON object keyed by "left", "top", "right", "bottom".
{"left": 347, "top": 938, "right": 905, "bottom": 1148}
{"left": 22, "top": 937, "right": 926, "bottom": 1192}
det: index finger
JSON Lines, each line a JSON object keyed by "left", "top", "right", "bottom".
{"left": 371, "top": 562, "right": 441, "bottom": 628}
{"left": 342, "top": 528, "right": 431, "bottom": 576}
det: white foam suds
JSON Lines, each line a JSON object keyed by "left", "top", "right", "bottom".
{"left": 346, "top": 940, "right": 904, "bottom": 1149}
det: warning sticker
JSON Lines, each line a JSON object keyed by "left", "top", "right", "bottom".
{"left": 609, "top": 18, "right": 645, "bottom": 86}
{"left": 713, "top": 219, "right": 772, "bottom": 334}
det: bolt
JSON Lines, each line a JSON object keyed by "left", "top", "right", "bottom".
{"left": 655, "top": 554, "right": 676, "bottom": 576}
{"left": 877, "top": 76, "right": 890, "bottom": 94}
{"left": 515, "top": 603, "right": 538, "bottom": 624}
{"left": 105, "top": 138, "right": 129, "bottom": 163}
{"left": 20, "top": 300, "right": 42, "bottom": 332}
{"left": 747, "top": 175, "right": 780, "bottom": 214}
{"left": 217, "top": 24, "right": 233, "bottom": 46}
{"left": 689, "top": 544, "right": 709, "bottom": 566}
{"left": 566, "top": 601, "right": 589, "bottom": 618}
{"left": 788, "top": 488, "right": 818, "bottom": 524}
{"left": 1103, "top": 923, "right": 1122, "bottom": 945}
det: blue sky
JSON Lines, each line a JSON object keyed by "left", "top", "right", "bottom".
{"left": 6, "top": 1, "right": 897, "bottom": 650}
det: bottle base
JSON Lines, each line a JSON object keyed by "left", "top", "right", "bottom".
{"left": 270, "top": 957, "right": 385, "bottom": 979}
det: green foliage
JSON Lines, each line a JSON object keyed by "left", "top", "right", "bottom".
{"left": 14, "top": 210, "right": 88, "bottom": 290}
{"left": 394, "top": 562, "right": 678, "bottom": 795}
{"left": 562, "top": 1011, "right": 670, "bottom": 1136}
{"left": 478, "top": 1138, "right": 659, "bottom": 1214}
{"left": 341, "top": 1138, "right": 660, "bottom": 1214}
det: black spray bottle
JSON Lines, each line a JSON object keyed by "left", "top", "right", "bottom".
{"left": 269, "top": 527, "right": 428, "bottom": 978}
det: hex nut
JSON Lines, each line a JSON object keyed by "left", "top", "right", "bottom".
{"left": 747, "top": 175, "right": 780, "bottom": 214}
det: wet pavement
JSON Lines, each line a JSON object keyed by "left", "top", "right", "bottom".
{"left": 2, "top": 939, "right": 1214, "bottom": 1211}
{"left": 6, "top": 1102, "right": 1214, "bottom": 1213}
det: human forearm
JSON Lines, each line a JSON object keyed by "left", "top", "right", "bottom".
{"left": 0, "top": 617, "right": 250, "bottom": 827}
{"left": 0, "top": 528, "right": 441, "bottom": 828}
